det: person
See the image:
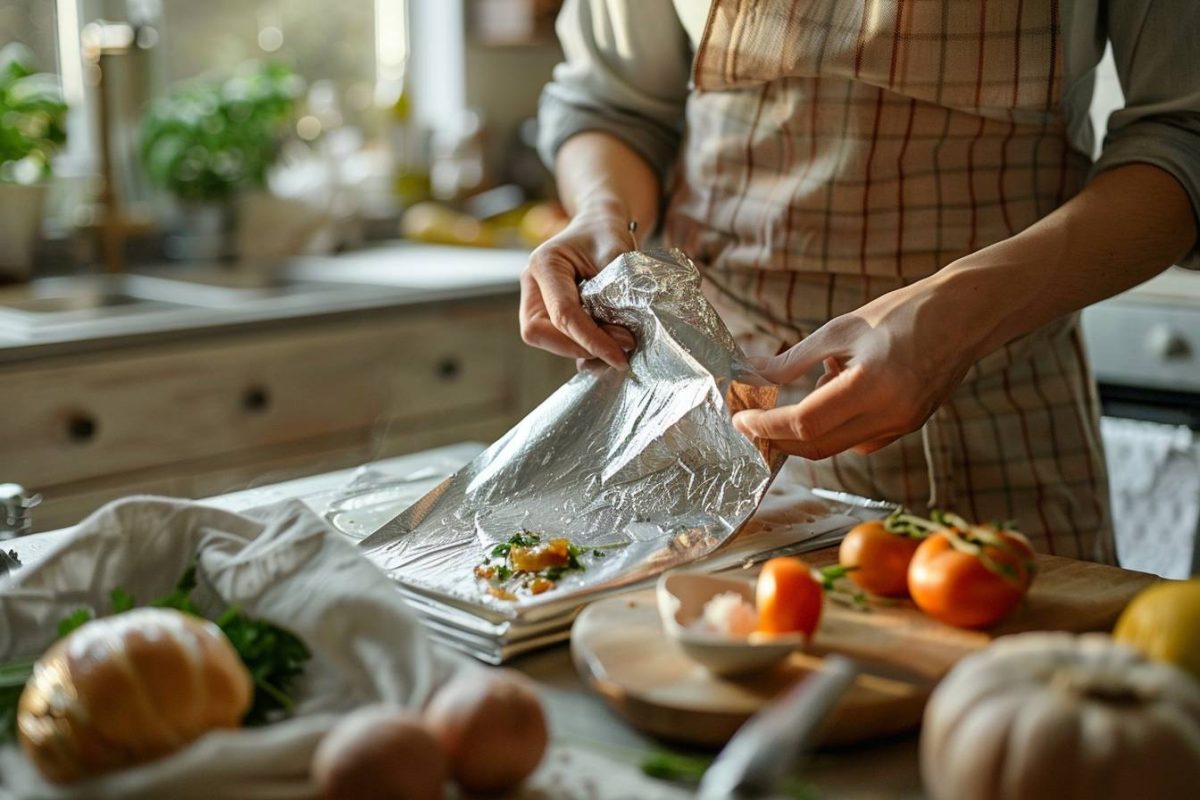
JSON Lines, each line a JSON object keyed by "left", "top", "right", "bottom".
{"left": 521, "top": 0, "right": 1200, "bottom": 563}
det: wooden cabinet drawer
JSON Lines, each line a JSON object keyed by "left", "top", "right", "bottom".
{"left": 1, "top": 303, "right": 522, "bottom": 488}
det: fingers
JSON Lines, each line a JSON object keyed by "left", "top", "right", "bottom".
{"left": 814, "top": 357, "right": 842, "bottom": 389}
{"left": 851, "top": 436, "right": 900, "bottom": 455}
{"left": 741, "top": 413, "right": 891, "bottom": 460}
{"left": 519, "top": 275, "right": 592, "bottom": 360}
{"left": 736, "top": 366, "right": 871, "bottom": 443}
{"left": 734, "top": 361, "right": 916, "bottom": 458}
{"left": 522, "top": 258, "right": 628, "bottom": 370}
{"left": 755, "top": 335, "right": 841, "bottom": 385}
{"left": 602, "top": 324, "right": 637, "bottom": 352}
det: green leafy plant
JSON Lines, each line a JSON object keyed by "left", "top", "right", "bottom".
{"left": 139, "top": 62, "right": 302, "bottom": 203}
{"left": 0, "top": 43, "right": 68, "bottom": 184}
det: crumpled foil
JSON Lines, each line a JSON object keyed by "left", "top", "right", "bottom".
{"left": 361, "top": 249, "right": 782, "bottom": 622}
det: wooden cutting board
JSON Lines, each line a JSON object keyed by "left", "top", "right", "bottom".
{"left": 571, "top": 551, "right": 1158, "bottom": 747}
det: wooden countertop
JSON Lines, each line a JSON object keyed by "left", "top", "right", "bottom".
{"left": 6, "top": 441, "right": 1158, "bottom": 799}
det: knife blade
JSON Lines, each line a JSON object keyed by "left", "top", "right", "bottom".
{"left": 697, "top": 655, "right": 859, "bottom": 799}
{"left": 810, "top": 487, "right": 900, "bottom": 513}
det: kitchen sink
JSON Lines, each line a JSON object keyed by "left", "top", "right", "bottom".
{"left": 0, "top": 244, "right": 523, "bottom": 343}
{"left": 3, "top": 291, "right": 156, "bottom": 314}
{"left": 0, "top": 276, "right": 192, "bottom": 326}
{"left": 130, "top": 263, "right": 342, "bottom": 300}
{"left": 0, "top": 263, "right": 396, "bottom": 342}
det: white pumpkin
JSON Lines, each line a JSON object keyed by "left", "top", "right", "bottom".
{"left": 921, "top": 632, "right": 1200, "bottom": 800}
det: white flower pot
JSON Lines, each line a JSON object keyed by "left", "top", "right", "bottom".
{"left": 0, "top": 183, "right": 47, "bottom": 280}
{"left": 165, "top": 202, "right": 232, "bottom": 262}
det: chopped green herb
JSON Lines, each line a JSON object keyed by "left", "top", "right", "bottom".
{"left": 56, "top": 609, "right": 92, "bottom": 638}
{"left": 110, "top": 587, "right": 136, "bottom": 613}
{"left": 640, "top": 751, "right": 709, "bottom": 782}
{"left": 490, "top": 531, "right": 540, "bottom": 560}
{"left": 1, "top": 658, "right": 34, "bottom": 738}
{"left": 640, "top": 750, "right": 818, "bottom": 798}
{"left": 151, "top": 565, "right": 201, "bottom": 613}
{"left": 475, "top": 531, "right": 614, "bottom": 598}
{"left": 216, "top": 605, "right": 309, "bottom": 725}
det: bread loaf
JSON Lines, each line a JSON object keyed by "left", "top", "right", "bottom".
{"left": 17, "top": 607, "right": 253, "bottom": 783}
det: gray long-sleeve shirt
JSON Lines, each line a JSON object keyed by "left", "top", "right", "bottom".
{"left": 538, "top": 0, "right": 1200, "bottom": 267}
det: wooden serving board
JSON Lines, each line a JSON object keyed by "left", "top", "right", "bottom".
{"left": 571, "top": 552, "right": 1158, "bottom": 747}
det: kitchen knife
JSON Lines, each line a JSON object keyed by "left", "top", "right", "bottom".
{"left": 810, "top": 487, "right": 901, "bottom": 513}
{"left": 697, "top": 655, "right": 859, "bottom": 799}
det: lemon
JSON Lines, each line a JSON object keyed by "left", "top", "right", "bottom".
{"left": 1113, "top": 579, "right": 1200, "bottom": 682}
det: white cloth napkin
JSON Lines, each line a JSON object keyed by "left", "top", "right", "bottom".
{"left": 0, "top": 496, "right": 458, "bottom": 800}
{"left": 1101, "top": 417, "right": 1200, "bottom": 578}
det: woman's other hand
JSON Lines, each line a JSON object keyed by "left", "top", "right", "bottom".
{"left": 733, "top": 283, "right": 980, "bottom": 459}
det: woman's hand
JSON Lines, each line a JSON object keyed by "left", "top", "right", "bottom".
{"left": 734, "top": 163, "right": 1198, "bottom": 461}
{"left": 519, "top": 203, "right": 638, "bottom": 369}
{"left": 733, "top": 282, "right": 984, "bottom": 459}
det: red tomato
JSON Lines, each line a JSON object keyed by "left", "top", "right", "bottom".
{"left": 756, "top": 557, "right": 823, "bottom": 636}
{"left": 907, "top": 528, "right": 1036, "bottom": 629}
{"left": 838, "top": 521, "right": 923, "bottom": 597}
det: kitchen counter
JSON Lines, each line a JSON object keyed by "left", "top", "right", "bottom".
{"left": 4, "top": 443, "right": 925, "bottom": 799}
{"left": 0, "top": 243, "right": 530, "bottom": 365}
{"left": 1, "top": 245, "right": 574, "bottom": 533}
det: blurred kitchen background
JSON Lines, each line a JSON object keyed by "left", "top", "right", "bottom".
{"left": 0, "top": 1, "right": 1196, "bottom": 577}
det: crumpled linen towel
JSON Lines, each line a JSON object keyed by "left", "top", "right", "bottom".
{"left": 1101, "top": 417, "right": 1200, "bottom": 578}
{"left": 0, "top": 496, "right": 458, "bottom": 800}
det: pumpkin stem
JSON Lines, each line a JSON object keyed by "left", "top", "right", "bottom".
{"left": 1050, "top": 667, "right": 1144, "bottom": 705}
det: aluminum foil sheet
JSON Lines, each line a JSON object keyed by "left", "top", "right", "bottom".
{"left": 361, "top": 249, "right": 782, "bottom": 624}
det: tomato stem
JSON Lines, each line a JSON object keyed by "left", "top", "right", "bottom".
{"left": 884, "top": 510, "right": 939, "bottom": 538}
{"left": 939, "top": 523, "right": 1033, "bottom": 590}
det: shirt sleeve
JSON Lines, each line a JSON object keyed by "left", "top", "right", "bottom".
{"left": 537, "top": 0, "right": 692, "bottom": 182}
{"left": 1093, "top": 0, "right": 1200, "bottom": 269}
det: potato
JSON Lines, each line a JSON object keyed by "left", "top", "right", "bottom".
{"left": 312, "top": 705, "right": 447, "bottom": 800}
{"left": 423, "top": 670, "right": 548, "bottom": 794}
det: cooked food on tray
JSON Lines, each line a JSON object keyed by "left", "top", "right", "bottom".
{"left": 474, "top": 531, "right": 613, "bottom": 600}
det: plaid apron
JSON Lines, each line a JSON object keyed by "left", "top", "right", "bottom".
{"left": 665, "top": 0, "right": 1115, "bottom": 562}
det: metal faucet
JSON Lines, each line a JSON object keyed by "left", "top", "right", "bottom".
{"left": 82, "top": 21, "right": 136, "bottom": 275}
{"left": 0, "top": 483, "right": 41, "bottom": 540}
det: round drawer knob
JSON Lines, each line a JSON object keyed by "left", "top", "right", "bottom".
{"left": 242, "top": 386, "right": 271, "bottom": 413}
{"left": 1145, "top": 325, "right": 1192, "bottom": 362}
{"left": 436, "top": 357, "right": 462, "bottom": 381}
{"left": 67, "top": 413, "right": 97, "bottom": 443}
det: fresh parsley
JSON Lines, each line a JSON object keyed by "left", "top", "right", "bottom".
{"left": 641, "top": 750, "right": 818, "bottom": 799}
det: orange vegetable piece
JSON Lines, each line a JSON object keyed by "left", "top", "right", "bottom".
{"left": 528, "top": 578, "right": 554, "bottom": 595}
{"left": 510, "top": 539, "right": 571, "bottom": 572}
{"left": 839, "top": 520, "right": 923, "bottom": 598}
{"left": 487, "top": 586, "right": 517, "bottom": 602}
{"left": 907, "top": 527, "right": 1035, "bottom": 629}
{"left": 756, "top": 557, "right": 823, "bottom": 636}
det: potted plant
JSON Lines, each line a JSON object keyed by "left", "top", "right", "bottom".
{"left": 138, "top": 62, "right": 302, "bottom": 261}
{"left": 0, "top": 43, "right": 68, "bottom": 279}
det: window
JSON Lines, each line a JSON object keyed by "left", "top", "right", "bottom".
{"left": 1, "top": 0, "right": 409, "bottom": 230}
{"left": 151, "top": 0, "right": 399, "bottom": 129}
{"left": 0, "top": 1, "right": 59, "bottom": 69}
